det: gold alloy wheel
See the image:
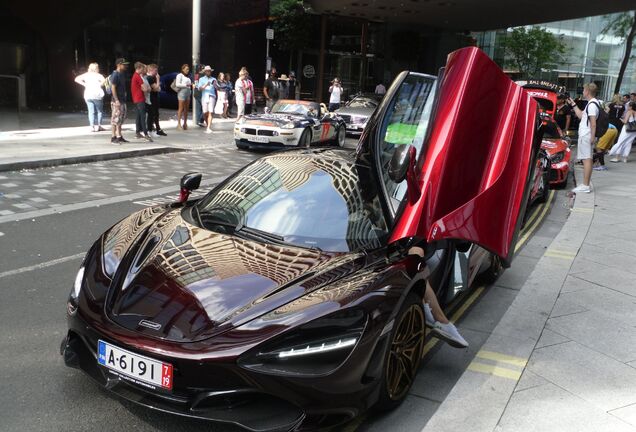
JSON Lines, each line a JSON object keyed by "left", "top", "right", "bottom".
{"left": 385, "top": 303, "right": 425, "bottom": 400}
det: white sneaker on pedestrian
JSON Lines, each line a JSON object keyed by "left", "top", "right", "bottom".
{"left": 205, "top": 129, "right": 212, "bottom": 134}
{"left": 610, "top": 157, "right": 620, "bottom": 163}
{"left": 432, "top": 321, "right": 469, "bottom": 348}
{"left": 571, "top": 184, "right": 591, "bottom": 193}
{"left": 423, "top": 303, "right": 435, "bottom": 328}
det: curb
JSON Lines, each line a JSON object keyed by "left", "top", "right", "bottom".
{"left": 421, "top": 183, "right": 595, "bottom": 432}
{"left": 0, "top": 147, "right": 186, "bottom": 172}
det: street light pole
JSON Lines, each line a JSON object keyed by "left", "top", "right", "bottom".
{"left": 192, "top": 0, "right": 201, "bottom": 124}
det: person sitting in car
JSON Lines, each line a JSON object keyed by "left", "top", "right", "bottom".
{"left": 409, "top": 246, "right": 468, "bottom": 348}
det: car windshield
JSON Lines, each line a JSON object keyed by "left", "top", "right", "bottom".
{"left": 542, "top": 118, "right": 562, "bottom": 139}
{"left": 271, "top": 101, "right": 317, "bottom": 117}
{"left": 347, "top": 97, "right": 379, "bottom": 109}
{"left": 194, "top": 154, "right": 389, "bottom": 253}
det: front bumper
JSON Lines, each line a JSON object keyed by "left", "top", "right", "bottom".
{"left": 62, "top": 307, "right": 388, "bottom": 431}
{"left": 234, "top": 125, "right": 301, "bottom": 150}
{"left": 549, "top": 160, "right": 571, "bottom": 185}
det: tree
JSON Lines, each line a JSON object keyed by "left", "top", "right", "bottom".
{"left": 271, "top": 0, "right": 312, "bottom": 54}
{"left": 501, "top": 27, "right": 567, "bottom": 78}
{"left": 602, "top": 11, "right": 636, "bottom": 94}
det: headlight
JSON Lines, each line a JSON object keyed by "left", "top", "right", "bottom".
{"left": 280, "top": 122, "right": 295, "bottom": 129}
{"left": 351, "top": 115, "right": 367, "bottom": 125}
{"left": 550, "top": 151, "right": 565, "bottom": 164}
{"left": 238, "top": 309, "right": 366, "bottom": 377}
{"left": 68, "top": 266, "right": 85, "bottom": 314}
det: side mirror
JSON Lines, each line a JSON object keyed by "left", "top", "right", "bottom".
{"left": 388, "top": 144, "right": 421, "bottom": 203}
{"left": 179, "top": 172, "right": 202, "bottom": 203}
{"left": 264, "top": 106, "right": 271, "bottom": 114}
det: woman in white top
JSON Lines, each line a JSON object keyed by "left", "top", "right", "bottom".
{"left": 175, "top": 64, "right": 192, "bottom": 130}
{"left": 609, "top": 101, "right": 636, "bottom": 163}
{"left": 328, "top": 77, "right": 343, "bottom": 112}
{"left": 235, "top": 68, "right": 254, "bottom": 121}
{"left": 74, "top": 63, "right": 105, "bottom": 132}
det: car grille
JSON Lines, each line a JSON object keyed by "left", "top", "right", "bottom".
{"left": 244, "top": 128, "right": 257, "bottom": 135}
{"left": 258, "top": 130, "right": 276, "bottom": 136}
{"left": 550, "top": 151, "right": 565, "bottom": 164}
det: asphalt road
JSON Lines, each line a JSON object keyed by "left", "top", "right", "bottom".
{"left": 0, "top": 132, "right": 570, "bottom": 432}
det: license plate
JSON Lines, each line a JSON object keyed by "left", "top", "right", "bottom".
{"left": 98, "top": 340, "right": 173, "bottom": 391}
{"left": 249, "top": 135, "right": 269, "bottom": 143}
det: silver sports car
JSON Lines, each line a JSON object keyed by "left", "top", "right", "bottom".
{"left": 335, "top": 93, "right": 383, "bottom": 136}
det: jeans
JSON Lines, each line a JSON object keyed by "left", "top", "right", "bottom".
{"left": 328, "top": 102, "right": 340, "bottom": 112}
{"left": 135, "top": 102, "right": 148, "bottom": 135}
{"left": 195, "top": 97, "right": 204, "bottom": 123}
{"left": 146, "top": 102, "right": 161, "bottom": 132}
{"left": 85, "top": 99, "right": 103, "bottom": 127}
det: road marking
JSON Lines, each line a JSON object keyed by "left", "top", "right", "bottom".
{"left": 0, "top": 176, "right": 225, "bottom": 225}
{"left": 0, "top": 253, "right": 85, "bottom": 279}
{"left": 475, "top": 350, "right": 528, "bottom": 368}
{"left": 467, "top": 361, "right": 522, "bottom": 380}
{"left": 544, "top": 248, "right": 577, "bottom": 260}
{"left": 514, "top": 190, "right": 554, "bottom": 253}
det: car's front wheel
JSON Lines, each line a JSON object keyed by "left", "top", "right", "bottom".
{"left": 298, "top": 128, "right": 311, "bottom": 148}
{"left": 376, "top": 292, "right": 426, "bottom": 410}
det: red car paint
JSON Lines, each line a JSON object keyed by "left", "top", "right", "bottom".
{"left": 390, "top": 47, "right": 541, "bottom": 264}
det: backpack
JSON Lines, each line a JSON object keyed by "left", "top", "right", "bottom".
{"left": 103, "top": 74, "right": 112, "bottom": 95}
{"left": 586, "top": 101, "right": 609, "bottom": 138}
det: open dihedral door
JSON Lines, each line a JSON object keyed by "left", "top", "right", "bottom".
{"left": 390, "top": 47, "right": 541, "bottom": 265}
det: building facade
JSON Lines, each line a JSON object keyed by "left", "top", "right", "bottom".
{"left": 474, "top": 13, "right": 636, "bottom": 100}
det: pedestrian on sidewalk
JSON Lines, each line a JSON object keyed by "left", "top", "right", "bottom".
{"left": 328, "top": 77, "right": 343, "bottom": 112}
{"left": 131, "top": 62, "right": 152, "bottom": 142}
{"left": 175, "top": 64, "right": 192, "bottom": 130}
{"left": 609, "top": 102, "right": 636, "bottom": 163}
{"left": 568, "top": 83, "right": 600, "bottom": 193}
{"left": 593, "top": 123, "right": 618, "bottom": 171}
{"left": 375, "top": 82, "right": 386, "bottom": 96}
{"left": 226, "top": 72, "right": 235, "bottom": 117}
{"left": 110, "top": 58, "right": 130, "bottom": 143}
{"left": 608, "top": 94, "right": 626, "bottom": 130}
{"left": 263, "top": 67, "right": 280, "bottom": 111}
{"left": 555, "top": 95, "right": 572, "bottom": 133}
{"left": 197, "top": 66, "right": 217, "bottom": 134}
{"left": 74, "top": 62, "right": 106, "bottom": 132}
{"left": 278, "top": 74, "right": 290, "bottom": 100}
{"left": 145, "top": 64, "right": 166, "bottom": 136}
{"left": 288, "top": 71, "right": 299, "bottom": 100}
{"left": 214, "top": 72, "right": 230, "bottom": 119}
{"left": 243, "top": 69, "right": 255, "bottom": 115}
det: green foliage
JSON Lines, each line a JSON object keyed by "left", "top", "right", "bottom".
{"left": 602, "top": 11, "right": 636, "bottom": 39}
{"left": 501, "top": 27, "right": 567, "bottom": 77}
{"left": 271, "top": 0, "right": 312, "bottom": 53}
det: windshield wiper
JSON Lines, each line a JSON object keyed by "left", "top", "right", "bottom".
{"left": 194, "top": 207, "right": 240, "bottom": 231}
{"left": 236, "top": 225, "right": 286, "bottom": 243}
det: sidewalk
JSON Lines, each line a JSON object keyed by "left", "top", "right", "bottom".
{"left": 0, "top": 108, "right": 237, "bottom": 171}
{"left": 423, "top": 160, "right": 636, "bottom": 431}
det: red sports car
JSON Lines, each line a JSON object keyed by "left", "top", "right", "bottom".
{"left": 61, "top": 47, "right": 543, "bottom": 431}
{"left": 540, "top": 113, "right": 572, "bottom": 187}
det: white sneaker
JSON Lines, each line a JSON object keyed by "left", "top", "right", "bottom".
{"left": 205, "top": 129, "right": 212, "bottom": 134}
{"left": 423, "top": 303, "right": 435, "bottom": 328}
{"left": 432, "top": 321, "right": 469, "bottom": 348}
{"left": 571, "top": 184, "right": 591, "bottom": 193}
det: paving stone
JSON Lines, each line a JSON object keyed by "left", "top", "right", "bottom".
{"left": 496, "top": 382, "right": 636, "bottom": 432}
{"left": 514, "top": 370, "right": 549, "bottom": 392}
{"left": 529, "top": 341, "right": 636, "bottom": 411}
{"left": 535, "top": 328, "right": 570, "bottom": 349}
{"left": 610, "top": 404, "right": 636, "bottom": 428}
{"left": 573, "top": 265, "right": 636, "bottom": 297}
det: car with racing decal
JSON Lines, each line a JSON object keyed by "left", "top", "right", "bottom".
{"left": 540, "top": 113, "right": 572, "bottom": 187}
{"left": 234, "top": 99, "right": 347, "bottom": 150}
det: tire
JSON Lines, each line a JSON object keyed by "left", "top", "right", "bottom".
{"left": 537, "top": 167, "right": 550, "bottom": 204}
{"left": 235, "top": 139, "right": 247, "bottom": 150}
{"left": 480, "top": 253, "right": 503, "bottom": 284}
{"left": 334, "top": 125, "right": 346, "bottom": 147}
{"left": 376, "top": 292, "right": 426, "bottom": 411}
{"left": 298, "top": 128, "right": 311, "bottom": 148}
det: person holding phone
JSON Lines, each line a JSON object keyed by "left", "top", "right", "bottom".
{"left": 328, "top": 77, "right": 343, "bottom": 112}
{"left": 567, "top": 83, "right": 599, "bottom": 194}
{"left": 197, "top": 66, "right": 217, "bottom": 134}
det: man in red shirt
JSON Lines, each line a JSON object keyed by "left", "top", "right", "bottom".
{"left": 131, "top": 62, "right": 153, "bottom": 141}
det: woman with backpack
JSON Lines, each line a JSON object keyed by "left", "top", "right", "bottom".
{"left": 74, "top": 62, "right": 106, "bottom": 132}
{"left": 609, "top": 102, "right": 636, "bottom": 163}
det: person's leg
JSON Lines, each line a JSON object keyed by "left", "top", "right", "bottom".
{"left": 138, "top": 103, "right": 149, "bottom": 135}
{"left": 135, "top": 102, "right": 143, "bottom": 136}
{"left": 183, "top": 99, "right": 190, "bottom": 129}
{"left": 424, "top": 282, "right": 468, "bottom": 348}
{"left": 424, "top": 282, "right": 448, "bottom": 324}
{"left": 177, "top": 99, "right": 183, "bottom": 128}
{"left": 245, "top": 103, "right": 252, "bottom": 115}
{"left": 95, "top": 99, "right": 103, "bottom": 129}
{"left": 110, "top": 102, "right": 118, "bottom": 141}
{"left": 146, "top": 103, "right": 153, "bottom": 132}
{"left": 86, "top": 99, "right": 95, "bottom": 130}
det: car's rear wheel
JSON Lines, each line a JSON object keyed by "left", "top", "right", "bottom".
{"left": 298, "top": 128, "right": 311, "bottom": 148}
{"left": 334, "top": 126, "right": 346, "bottom": 147}
{"left": 537, "top": 167, "right": 550, "bottom": 203}
{"left": 376, "top": 292, "right": 425, "bottom": 410}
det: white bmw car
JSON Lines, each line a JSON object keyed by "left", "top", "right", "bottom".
{"left": 234, "top": 100, "right": 347, "bottom": 150}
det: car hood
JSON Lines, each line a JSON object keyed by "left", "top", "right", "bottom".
{"left": 103, "top": 208, "right": 362, "bottom": 343}
{"left": 243, "top": 113, "right": 308, "bottom": 128}
{"left": 336, "top": 106, "right": 375, "bottom": 117}
{"left": 541, "top": 138, "right": 568, "bottom": 155}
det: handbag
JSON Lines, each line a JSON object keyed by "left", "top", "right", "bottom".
{"left": 626, "top": 118, "right": 636, "bottom": 133}
{"left": 170, "top": 79, "right": 178, "bottom": 93}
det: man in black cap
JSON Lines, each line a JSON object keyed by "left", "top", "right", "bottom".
{"left": 110, "top": 58, "right": 129, "bottom": 143}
